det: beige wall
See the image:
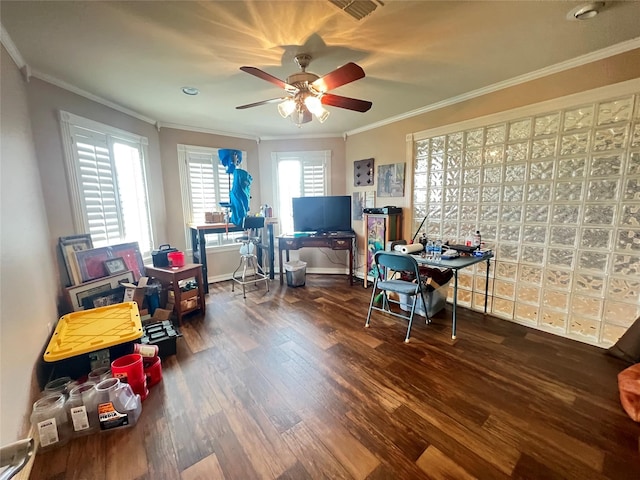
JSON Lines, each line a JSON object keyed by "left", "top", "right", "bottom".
{"left": 158, "top": 128, "right": 262, "bottom": 278}
{"left": 346, "top": 48, "right": 640, "bottom": 264}
{"left": 258, "top": 137, "right": 349, "bottom": 270}
{"left": 25, "top": 77, "right": 168, "bottom": 262}
{"left": 1, "top": 46, "right": 59, "bottom": 443}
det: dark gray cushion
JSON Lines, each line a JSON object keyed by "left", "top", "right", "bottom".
{"left": 607, "top": 316, "right": 640, "bottom": 364}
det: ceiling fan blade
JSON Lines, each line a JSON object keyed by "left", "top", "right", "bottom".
{"left": 239, "top": 66, "right": 293, "bottom": 90}
{"left": 311, "top": 62, "right": 365, "bottom": 92}
{"left": 321, "top": 93, "right": 372, "bottom": 112}
{"left": 236, "top": 98, "right": 286, "bottom": 110}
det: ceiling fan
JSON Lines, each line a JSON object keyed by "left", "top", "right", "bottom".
{"left": 236, "top": 54, "right": 372, "bottom": 126}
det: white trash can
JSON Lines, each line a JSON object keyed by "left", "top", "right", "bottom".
{"left": 284, "top": 260, "right": 307, "bottom": 287}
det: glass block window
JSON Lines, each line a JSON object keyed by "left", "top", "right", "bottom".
{"left": 413, "top": 92, "right": 640, "bottom": 347}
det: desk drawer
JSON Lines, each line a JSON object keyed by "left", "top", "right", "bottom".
{"left": 331, "top": 238, "right": 351, "bottom": 249}
{"left": 281, "top": 238, "right": 300, "bottom": 249}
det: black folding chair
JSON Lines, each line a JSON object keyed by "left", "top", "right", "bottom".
{"left": 365, "top": 251, "right": 430, "bottom": 343}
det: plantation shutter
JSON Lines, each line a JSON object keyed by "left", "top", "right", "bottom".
{"left": 301, "top": 160, "right": 326, "bottom": 197}
{"left": 70, "top": 125, "right": 122, "bottom": 245}
{"left": 217, "top": 163, "right": 231, "bottom": 204}
{"left": 187, "top": 151, "right": 216, "bottom": 224}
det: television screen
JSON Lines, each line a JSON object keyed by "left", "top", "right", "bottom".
{"left": 292, "top": 195, "right": 352, "bottom": 233}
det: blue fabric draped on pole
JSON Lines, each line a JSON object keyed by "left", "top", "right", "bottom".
{"left": 218, "top": 149, "right": 252, "bottom": 226}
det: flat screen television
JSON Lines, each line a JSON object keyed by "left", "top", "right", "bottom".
{"left": 292, "top": 195, "right": 352, "bottom": 233}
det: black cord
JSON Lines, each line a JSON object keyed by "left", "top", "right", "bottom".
{"left": 411, "top": 216, "right": 428, "bottom": 243}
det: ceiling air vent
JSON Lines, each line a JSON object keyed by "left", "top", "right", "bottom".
{"left": 329, "top": 0, "right": 384, "bottom": 21}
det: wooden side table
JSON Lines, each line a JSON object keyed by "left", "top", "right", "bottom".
{"left": 144, "top": 263, "right": 206, "bottom": 323}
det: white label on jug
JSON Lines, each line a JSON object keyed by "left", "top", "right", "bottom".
{"left": 98, "top": 402, "right": 129, "bottom": 430}
{"left": 70, "top": 406, "right": 90, "bottom": 431}
{"left": 37, "top": 418, "right": 59, "bottom": 447}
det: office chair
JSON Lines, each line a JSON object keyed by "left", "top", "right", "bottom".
{"left": 365, "top": 250, "right": 430, "bottom": 343}
{"left": 231, "top": 216, "right": 269, "bottom": 298}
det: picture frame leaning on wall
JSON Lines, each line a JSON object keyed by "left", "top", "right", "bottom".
{"left": 59, "top": 234, "right": 94, "bottom": 286}
{"left": 65, "top": 270, "right": 134, "bottom": 311}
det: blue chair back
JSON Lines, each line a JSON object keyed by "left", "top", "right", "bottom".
{"left": 374, "top": 251, "right": 420, "bottom": 279}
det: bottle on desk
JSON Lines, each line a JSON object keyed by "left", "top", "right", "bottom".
{"left": 426, "top": 240, "right": 434, "bottom": 259}
{"left": 473, "top": 230, "right": 482, "bottom": 248}
{"left": 434, "top": 239, "right": 442, "bottom": 262}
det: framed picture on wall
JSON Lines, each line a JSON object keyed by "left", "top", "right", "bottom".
{"left": 354, "top": 158, "right": 374, "bottom": 186}
{"left": 377, "top": 163, "right": 406, "bottom": 197}
{"left": 352, "top": 192, "right": 364, "bottom": 221}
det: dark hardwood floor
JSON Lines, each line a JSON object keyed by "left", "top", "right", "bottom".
{"left": 31, "top": 274, "right": 640, "bottom": 479}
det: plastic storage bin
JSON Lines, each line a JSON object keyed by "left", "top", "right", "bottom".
{"left": 140, "top": 321, "right": 181, "bottom": 358}
{"left": 284, "top": 260, "right": 307, "bottom": 287}
{"left": 399, "top": 278, "right": 452, "bottom": 318}
{"left": 43, "top": 302, "right": 143, "bottom": 381}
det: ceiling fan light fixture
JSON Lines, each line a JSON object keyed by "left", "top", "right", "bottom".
{"left": 304, "top": 95, "right": 323, "bottom": 115}
{"left": 315, "top": 108, "right": 330, "bottom": 124}
{"left": 277, "top": 99, "right": 296, "bottom": 118}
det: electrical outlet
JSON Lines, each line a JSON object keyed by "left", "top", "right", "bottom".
{"left": 46, "top": 322, "right": 52, "bottom": 333}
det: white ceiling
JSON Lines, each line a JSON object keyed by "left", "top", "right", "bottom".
{"left": 2, "top": 1, "right": 640, "bottom": 139}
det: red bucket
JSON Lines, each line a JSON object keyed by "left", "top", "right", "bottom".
{"left": 111, "top": 354, "right": 144, "bottom": 384}
{"left": 167, "top": 251, "right": 185, "bottom": 268}
{"left": 144, "top": 357, "right": 163, "bottom": 388}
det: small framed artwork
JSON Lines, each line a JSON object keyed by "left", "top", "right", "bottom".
{"left": 377, "top": 163, "right": 406, "bottom": 197}
{"left": 104, "top": 257, "right": 127, "bottom": 275}
{"left": 65, "top": 271, "right": 135, "bottom": 311}
{"left": 110, "top": 242, "right": 145, "bottom": 281}
{"left": 352, "top": 192, "right": 364, "bottom": 221}
{"left": 364, "top": 190, "right": 375, "bottom": 209}
{"left": 74, "top": 246, "right": 113, "bottom": 283}
{"left": 59, "top": 235, "right": 93, "bottom": 286}
{"left": 81, "top": 286, "right": 125, "bottom": 310}
{"left": 354, "top": 158, "right": 374, "bottom": 186}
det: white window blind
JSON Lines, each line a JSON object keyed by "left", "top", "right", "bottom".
{"left": 60, "top": 111, "right": 153, "bottom": 255}
{"left": 273, "top": 150, "right": 331, "bottom": 233}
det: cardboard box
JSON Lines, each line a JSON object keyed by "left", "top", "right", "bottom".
{"left": 122, "top": 276, "right": 149, "bottom": 307}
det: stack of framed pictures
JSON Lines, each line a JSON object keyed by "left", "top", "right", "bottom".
{"left": 65, "top": 270, "right": 135, "bottom": 311}
{"left": 59, "top": 237, "right": 146, "bottom": 286}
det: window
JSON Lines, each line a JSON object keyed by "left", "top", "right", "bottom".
{"left": 59, "top": 111, "right": 153, "bottom": 256}
{"left": 177, "top": 145, "right": 246, "bottom": 247}
{"left": 273, "top": 150, "right": 331, "bottom": 233}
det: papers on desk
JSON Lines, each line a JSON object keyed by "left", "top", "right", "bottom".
{"left": 441, "top": 249, "right": 459, "bottom": 259}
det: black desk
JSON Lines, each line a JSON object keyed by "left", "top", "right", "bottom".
{"left": 278, "top": 233, "right": 355, "bottom": 286}
{"left": 189, "top": 222, "right": 275, "bottom": 293}
{"left": 415, "top": 253, "right": 494, "bottom": 340}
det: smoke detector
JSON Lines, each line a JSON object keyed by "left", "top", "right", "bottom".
{"left": 567, "top": 2, "right": 605, "bottom": 21}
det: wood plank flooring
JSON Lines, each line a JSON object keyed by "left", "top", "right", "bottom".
{"left": 30, "top": 275, "right": 640, "bottom": 479}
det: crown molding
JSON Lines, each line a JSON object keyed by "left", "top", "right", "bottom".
{"left": 31, "top": 70, "right": 157, "bottom": 125}
{"left": 345, "top": 37, "right": 640, "bottom": 137}
{"left": 259, "top": 132, "right": 343, "bottom": 141}
{"left": 158, "top": 122, "right": 260, "bottom": 142}
{"left": 0, "top": 23, "right": 25, "bottom": 69}
{"left": 411, "top": 77, "right": 640, "bottom": 141}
